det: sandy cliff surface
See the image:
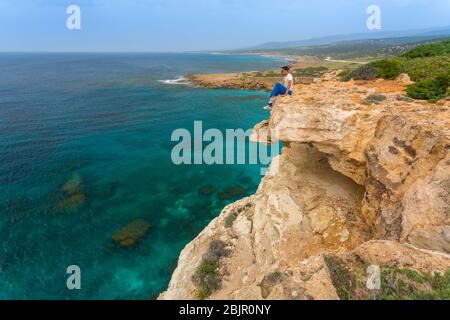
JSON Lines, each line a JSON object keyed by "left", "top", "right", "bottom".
{"left": 159, "top": 73, "right": 450, "bottom": 300}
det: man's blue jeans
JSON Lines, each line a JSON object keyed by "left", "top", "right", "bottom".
{"left": 269, "top": 82, "right": 292, "bottom": 103}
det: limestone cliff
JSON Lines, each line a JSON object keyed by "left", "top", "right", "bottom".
{"left": 159, "top": 74, "right": 450, "bottom": 300}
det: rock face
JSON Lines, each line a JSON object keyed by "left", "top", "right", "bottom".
{"left": 188, "top": 72, "right": 316, "bottom": 91}
{"left": 159, "top": 75, "right": 450, "bottom": 300}
{"left": 188, "top": 72, "right": 278, "bottom": 91}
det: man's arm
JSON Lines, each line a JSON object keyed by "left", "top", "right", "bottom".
{"left": 283, "top": 79, "right": 293, "bottom": 96}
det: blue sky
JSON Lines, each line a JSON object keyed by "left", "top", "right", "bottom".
{"left": 1, "top": 0, "right": 449, "bottom": 52}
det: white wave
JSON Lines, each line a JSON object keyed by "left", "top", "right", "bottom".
{"left": 158, "top": 76, "right": 191, "bottom": 85}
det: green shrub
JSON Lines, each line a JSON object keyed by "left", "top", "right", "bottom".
{"left": 377, "top": 267, "right": 450, "bottom": 300}
{"left": 202, "top": 239, "right": 230, "bottom": 263}
{"left": 339, "top": 68, "right": 353, "bottom": 82}
{"left": 324, "top": 256, "right": 355, "bottom": 300}
{"left": 364, "top": 94, "right": 387, "bottom": 104}
{"left": 268, "top": 271, "right": 282, "bottom": 282}
{"left": 197, "top": 260, "right": 219, "bottom": 275}
{"left": 224, "top": 212, "right": 237, "bottom": 228}
{"left": 407, "top": 73, "right": 450, "bottom": 102}
{"left": 401, "top": 40, "right": 450, "bottom": 58}
{"left": 192, "top": 261, "right": 221, "bottom": 299}
{"left": 341, "top": 58, "right": 405, "bottom": 81}
{"left": 191, "top": 240, "right": 230, "bottom": 299}
{"left": 322, "top": 255, "right": 450, "bottom": 300}
{"left": 372, "top": 58, "right": 405, "bottom": 80}
{"left": 341, "top": 40, "right": 450, "bottom": 102}
{"left": 404, "top": 57, "right": 450, "bottom": 82}
{"left": 341, "top": 63, "right": 378, "bottom": 81}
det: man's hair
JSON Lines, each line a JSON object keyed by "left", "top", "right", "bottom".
{"left": 282, "top": 66, "right": 290, "bottom": 71}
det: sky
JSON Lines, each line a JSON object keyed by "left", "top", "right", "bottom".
{"left": 1, "top": 0, "right": 449, "bottom": 52}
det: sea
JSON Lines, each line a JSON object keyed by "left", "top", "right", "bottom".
{"left": 0, "top": 52, "right": 285, "bottom": 299}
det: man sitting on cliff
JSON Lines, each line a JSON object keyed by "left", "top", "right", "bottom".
{"left": 264, "top": 66, "right": 294, "bottom": 110}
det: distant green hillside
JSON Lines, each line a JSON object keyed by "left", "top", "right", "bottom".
{"left": 238, "top": 36, "right": 450, "bottom": 60}
{"left": 341, "top": 40, "right": 450, "bottom": 102}
{"left": 242, "top": 26, "right": 450, "bottom": 51}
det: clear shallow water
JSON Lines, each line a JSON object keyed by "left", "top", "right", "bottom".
{"left": 0, "top": 53, "right": 284, "bottom": 299}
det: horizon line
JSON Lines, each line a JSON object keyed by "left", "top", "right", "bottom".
{"left": 3, "top": 24, "right": 449, "bottom": 54}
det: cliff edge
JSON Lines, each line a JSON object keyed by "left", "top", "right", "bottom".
{"left": 159, "top": 73, "right": 450, "bottom": 300}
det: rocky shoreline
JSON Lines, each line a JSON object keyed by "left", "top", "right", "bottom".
{"left": 187, "top": 72, "right": 278, "bottom": 91}
{"left": 160, "top": 72, "right": 450, "bottom": 300}
{"left": 187, "top": 55, "right": 327, "bottom": 91}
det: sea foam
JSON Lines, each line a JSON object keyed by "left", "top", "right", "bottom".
{"left": 158, "top": 76, "right": 191, "bottom": 85}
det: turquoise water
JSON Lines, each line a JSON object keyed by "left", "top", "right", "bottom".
{"left": 0, "top": 53, "right": 283, "bottom": 299}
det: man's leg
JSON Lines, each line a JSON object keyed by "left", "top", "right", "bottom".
{"left": 271, "top": 82, "right": 287, "bottom": 98}
{"left": 265, "top": 83, "right": 287, "bottom": 109}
